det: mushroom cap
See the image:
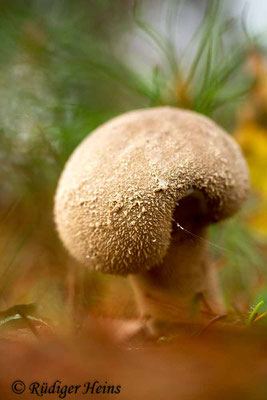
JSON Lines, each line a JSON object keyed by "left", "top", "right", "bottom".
{"left": 54, "top": 107, "right": 249, "bottom": 275}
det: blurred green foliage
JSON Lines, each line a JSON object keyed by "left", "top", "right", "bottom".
{"left": 0, "top": 0, "right": 145, "bottom": 202}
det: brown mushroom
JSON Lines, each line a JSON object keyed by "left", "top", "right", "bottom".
{"left": 54, "top": 107, "right": 249, "bottom": 336}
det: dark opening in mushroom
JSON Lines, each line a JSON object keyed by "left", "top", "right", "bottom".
{"left": 171, "top": 191, "right": 209, "bottom": 237}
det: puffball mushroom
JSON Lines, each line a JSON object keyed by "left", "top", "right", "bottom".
{"left": 54, "top": 107, "right": 249, "bottom": 336}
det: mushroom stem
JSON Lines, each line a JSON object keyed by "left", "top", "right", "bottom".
{"left": 129, "top": 210, "right": 226, "bottom": 336}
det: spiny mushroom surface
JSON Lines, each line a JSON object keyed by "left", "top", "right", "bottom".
{"left": 55, "top": 106, "right": 249, "bottom": 276}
